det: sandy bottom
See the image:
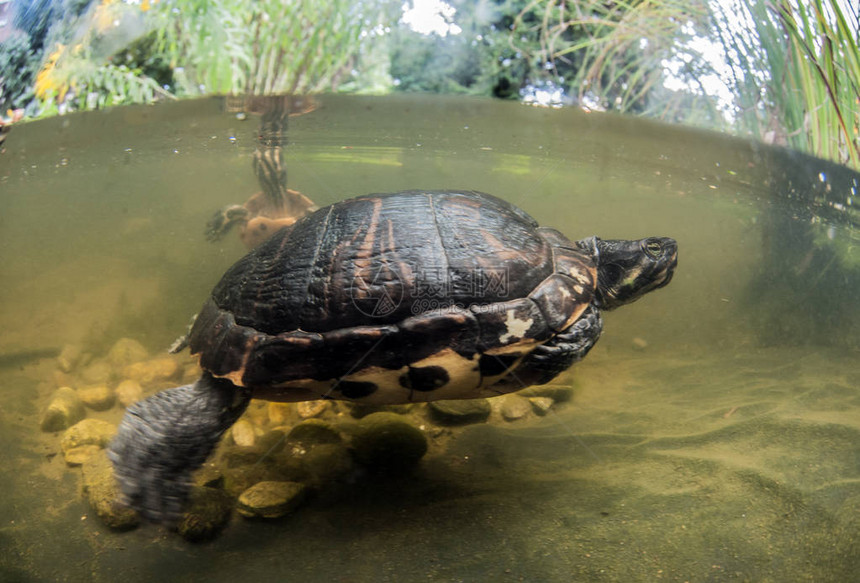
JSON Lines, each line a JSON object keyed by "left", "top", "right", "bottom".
{"left": 1, "top": 340, "right": 858, "bottom": 583}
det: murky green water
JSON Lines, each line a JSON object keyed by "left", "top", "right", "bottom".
{"left": 1, "top": 95, "right": 858, "bottom": 582}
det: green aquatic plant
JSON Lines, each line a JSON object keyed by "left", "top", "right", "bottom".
{"left": 772, "top": 0, "right": 860, "bottom": 169}
{"left": 31, "top": 0, "right": 397, "bottom": 113}
{"left": 709, "top": 0, "right": 859, "bottom": 169}
{"left": 151, "top": 0, "right": 397, "bottom": 96}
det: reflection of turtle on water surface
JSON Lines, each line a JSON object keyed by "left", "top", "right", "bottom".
{"left": 109, "top": 190, "right": 678, "bottom": 522}
{"left": 205, "top": 95, "right": 317, "bottom": 248}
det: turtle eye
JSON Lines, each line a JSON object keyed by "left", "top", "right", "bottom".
{"left": 644, "top": 239, "right": 663, "bottom": 258}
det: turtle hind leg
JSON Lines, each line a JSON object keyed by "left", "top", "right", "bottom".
{"left": 491, "top": 305, "right": 604, "bottom": 391}
{"left": 205, "top": 204, "right": 250, "bottom": 242}
{"left": 107, "top": 373, "right": 250, "bottom": 523}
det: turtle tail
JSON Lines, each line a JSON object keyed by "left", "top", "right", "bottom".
{"left": 107, "top": 373, "right": 250, "bottom": 523}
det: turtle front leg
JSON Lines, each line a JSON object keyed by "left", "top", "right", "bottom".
{"left": 108, "top": 373, "right": 251, "bottom": 523}
{"left": 205, "top": 204, "right": 251, "bottom": 242}
{"left": 492, "top": 305, "right": 604, "bottom": 391}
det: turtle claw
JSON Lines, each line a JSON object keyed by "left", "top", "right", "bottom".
{"left": 108, "top": 374, "right": 250, "bottom": 522}
{"left": 205, "top": 205, "right": 250, "bottom": 242}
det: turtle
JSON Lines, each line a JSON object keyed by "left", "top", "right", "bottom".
{"left": 205, "top": 95, "right": 317, "bottom": 248}
{"left": 109, "top": 190, "right": 678, "bottom": 522}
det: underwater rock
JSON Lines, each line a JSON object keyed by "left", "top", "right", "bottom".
{"left": 123, "top": 357, "right": 181, "bottom": 385}
{"left": 40, "top": 387, "right": 86, "bottom": 433}
{"left": 52, "top": 370, "right": 74, "bottom": 389}
{"left": 81, "top": 451, "right": 140, "bottom": 530}
{"left": 428, "top": 399, "right": 491, "bottom": 425}
{"left": 57, "top": 344, "right": 85, "bottom": 373}
{"left": 631, "top": 337, "right": 649, "bottom": 351}
{"left": 175, "top": 487, "right": 234, "bottom": 542}
{"left": 237, "top": 481, "right": 307, "bottom": 519}
{"left": 302, "top": 443, "right": 355, "bottom": 487}
{"left": 231, "top": 419, "right": 257, "bottom": 447}
{"left": 193, "top": 462, "right": 224, "bottom": 489}
{"left": 296, "top": 400, "right": 329, "bottom": 419}
{"left": 64, "top": 444, "right": 102, "bottom": 466}
{"left": 80, "top": 359, "right": 113, "bottom": 385}
{"left": 267, "top": 402, "right": 294, "bottom": 425}
{"left": 114, "top": 379, "right": 143, "bottom": 408}
{"left": 256, "top": 428, "right": 287, "bottom": 454}
{"left": 77, "top": 385, "right": 116, "bottom": 411}
{"left": 287, "top": 419, "right": 342, "bottom": 447}
{"left": 500, "top": 394, "right": 532, "bottom": 421}
{"left": 106, "top": 338, "right": 149, "bottom": 368}
{"left": 61, "top": 418, "right": 116, "bottom": 453}
{"left": 350, "top": 412, "right": 428, "bottom": 470}
{"left": 243, "top": 400, "right": 270, "bottom": 427}
{"left": 346, "top": 403, "right": 415, "bottom": 419}
{"left": 222, "top": 454, "right": 306, "bottom": 498}
{"left": 529, "top": 396, "right": 554, "bottom": 416}
{"left": 526, "top": 385, "right": 573, "bottom": 403}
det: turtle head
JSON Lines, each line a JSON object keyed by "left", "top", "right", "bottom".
{"left": 584, "top": 236, "right": 678, "bottom": 310}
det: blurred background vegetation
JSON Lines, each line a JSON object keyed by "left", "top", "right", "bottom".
{"left": 0, "top": 0, "right": 858, "bottom": 169}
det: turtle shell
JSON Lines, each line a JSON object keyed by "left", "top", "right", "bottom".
{"left": 187, "top": 190, "right": 596, "bottom": 403}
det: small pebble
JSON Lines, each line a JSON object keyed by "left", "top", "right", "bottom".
{"left": 500, "top": 394, "right": 531, "bottom": 421}
{"left": 237, "top": 481, "right": 307, "bottom": 519}
{"left": 123, "top": 357, "right": 180, "bottom": 384}
{"left": 107, "top": 338, "right": 149, "bottom": 368}
{"left": 64, "top": 444, "right": 102, "bottom": 466}
{"left": 297, "top": 400, "right": 329, "bottom": 419}
{"left": 529, "top": 397, "right": 554, "bottom": 416}
{"left": 80, "top": 360, "right": 113, "bottom": 385}
{"left": 41, "top": 387, "right": 86, "bottom": 433}
{"left": 632, "top": 337, "right": 649, "bottom": 351}
{"left": 114, "top": 379, "right": 143, "bottom": 408}
{"left": 231, "top": 419, "right": 257, "bottom": 447}
{"left": 61, "top": 418, "right": 117, "bottom": 453}
{"left": 57, "top": 344, "right": 84, "bottom": 373}
{"left": 428, "top": 399, "right": 491, "bottom": 425}
{"left": 268, "top": 402, "right": 293, "bottom": 425}
{"left": 77, "top": 385, "right": 116, "bottom": 411}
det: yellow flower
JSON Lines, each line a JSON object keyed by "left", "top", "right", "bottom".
{"left": 34, "top": 44, "right": 66, "bottom": 100}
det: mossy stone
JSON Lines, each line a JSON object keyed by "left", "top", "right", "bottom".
{"left": 428, "top": 399, "right": 491, "bottom": 425}
{"left": 287, "top": 419, "right": 342, "bottom": 446}
{"left": 303, "top": 443, "right": 355, "bottom": 486}
{"left": 351, "top": 412, "right": 428, "bottom": 470}
{"left": 176, "top": 487, "right": 234, "bottom": 542}
{"left": 81, "top": 451, "right": 139, "bottom": 531}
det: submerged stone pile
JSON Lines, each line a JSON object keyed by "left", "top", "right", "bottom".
{"left": 40, "top": 336, "right": 572, "bottom": 540}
